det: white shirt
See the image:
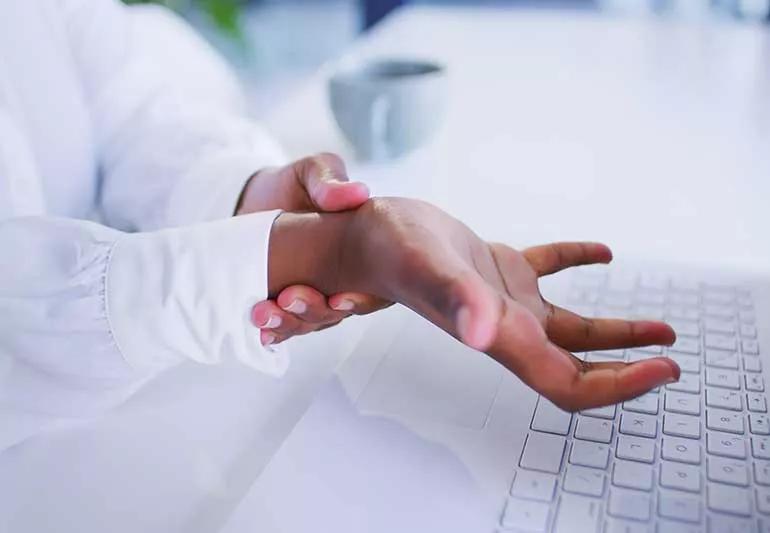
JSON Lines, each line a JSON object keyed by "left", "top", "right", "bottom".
{"left": 0, "top": 0, "right": 289, "bottom": 449}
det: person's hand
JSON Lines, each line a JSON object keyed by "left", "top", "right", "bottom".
{"left": 236, "top": 153, "right": 390, "bottom": 346}
{"left": 268, "top": 198, "right": 680, "bottom": 411}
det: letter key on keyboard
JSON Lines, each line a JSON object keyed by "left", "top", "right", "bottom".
{"left": 520, "top": 432, "right": 566, "bottom": 474}
{"left": 510, "top": 470, "right": 556, "bottom": 502}
{"left": 619, "top": 413, "right": 657, "bottom": 438}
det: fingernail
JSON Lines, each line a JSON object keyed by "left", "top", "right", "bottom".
{"left": 262, "top": 333, "right": 276, "bottom": 346}
{"left": 332, "top": 299, "right": 355, "bottom": 311}
{"left": 259, "top": 315, "right": 282, "bottom": 329}
{"left": 284, "top": 299, "right": 307, "bottom": 314}
{"left": 457, "top": 306, "right": 472, "bottom": 343}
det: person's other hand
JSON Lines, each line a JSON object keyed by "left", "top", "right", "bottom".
{"left": 269, "top": 198, "right": 680, "bottom": 410}
{"left": 236, "top": 153, "right": 389, "bottom": 346}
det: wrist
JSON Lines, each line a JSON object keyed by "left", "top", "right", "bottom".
{"left": 267, "top": 210, "right": 355, "bottom": 297}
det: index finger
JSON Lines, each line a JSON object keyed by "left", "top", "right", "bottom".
{"left": 488, "top": 298, "right": 679, "bottom": 412}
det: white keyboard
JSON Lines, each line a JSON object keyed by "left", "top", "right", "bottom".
{"left": 499, "top": 270, "right": 768, "bottom": 533}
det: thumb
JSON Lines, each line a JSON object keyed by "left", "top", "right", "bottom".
{"left": 297, "top": 153, "right": 370, "bottom": 212}
{"left": 452, "top": 273, "right": 501, "bottom": 351}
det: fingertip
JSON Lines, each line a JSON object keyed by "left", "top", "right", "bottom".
{"left": 316, "top": 181, "right": 370, "bottom": 211}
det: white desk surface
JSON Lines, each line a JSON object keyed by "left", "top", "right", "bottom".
{"left": 3, "top": 6, "right": 770, "bottom": 533}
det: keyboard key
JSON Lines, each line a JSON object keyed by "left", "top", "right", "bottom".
{"left": 569, "top": 440, "right": 610, "bottom": 469}
{"left": 668, "top": 319, "right": 700, "bottom": 337}
{"left": 706, "top": 388, "right": 742, "bottom": 411}
{"left": 743, "top": 357, "right": 762, "bottom": 373}
{"left": 666, "top": 373, "right": 700, "bottom": 394}
{"left": 669, "top": 354, "right": 700, "bottom": 374}
{"left": 616, "top": 435, "right": 655, "bottom": 463}
{"left": 661, "top": 437, "right": 701, "bottom": 464}
{"left": 531, "top": 397, "right": 572, "bottom": 435}
{"left": 510, "top": 470, "right": 557, "bottom": 502}
{"left": 607, "top": 489, "right": 650, "bottom": 521}
{"left": 623, "top": 394, "right": 659, "bottom": 415}
{"left": 552, "top": 493, "right": 602, "bottom": 533}
{"left": 520, "top": 432, "right": 566, "bottom": 474}
{"left": 746, "top": 374, "right": 765, "bottom": 392}
{"left": 612, "top": 460, "right": 653, "bottom": 491}
{"left": 604, "top": 518, "right": 649, "bottom": 533}
{"left": 742, "top": 339, "right": 760, "bottom": 355}
{"left": 668, "top": 306, "right": 700, "bottom": 322}
{"left": 657, "top": 490, "right": 701, "bottom": 523}
{"left": 706, "top": 409, "right": 745, "bottom": 434}
{"left": 707, "top": 483, "right": 751, "bottom": 517}
{"left": 620, "top": 413, "right": 657, "bottom": 438}
{"left": 663, "top": 413, "right": 701, "bottom": 439}
{"left": 660, "top": 462, "right": 701, "bottom": 493}
{"left": 704, "top": 304, "right": 735, "bottom": 319}
{"left": 658, "top": 520, "right": 701, "bottom": 533}
{"left": 749, "top": 393, "right": 768, "bottom": 413}
{"left": 758, "top": 488, "right": 770, "bottom": 514}
{"left": 563, "top": 465, "right": 605, "bottom": 497}
{"left": 751, "top": 414, "right": 770, "bottom": 435}
{"left": 754, "top": 437, "right": 770, "bottom": 459}
{"left": 707, "top": 514, "right": 753, "bottom": 533}
{"left": 740, "top": 310, "right": 756, "bottom": 325}
{"left": 670, "top": 337, "right": 700, "bottom": 355}
{"left": 740, "top": 324, "right": 757, "bottom": 338}
{"left": 706, "top": 333, "right": 737, "bottom": 351}
{"left": 707, "top": 456, "right": 749, "bottom": 487}
{"left": 705, "top": 349, "right": 739, "bottom": 370}
{"left": 705, "top": 368, "right": 741, "bottom": 390}
{"left": 581, "top": 404, "right": 617, "bottom": 420}
{"left": 592, "top": 349, "right": 625, "bottom": 360}
{"left": 755, "top": 461, "right": 770, "bottom": 485}
{"left": 707, "top": 432, "right": 746, "bottom": 459}
{"left": 633, "top": 305, "right": 664, "bottom": 320}
{"left": 574, "top": 416, "right": 613, "bottom": 444}
{"left": 501, "top": 497, "right": 550, "bottom": 531}
{"left": 666, "top": 391, "right": 701, "bottom": 415}
{"left": 704, "top": 317, "right": 736, "bottom": 334}
{"left": 704, "top": 291, "right": 734, "bottom": 305}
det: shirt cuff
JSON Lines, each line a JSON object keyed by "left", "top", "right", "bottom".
{"left": 165, "top": 144, "right": 287, "bottom": 227}
{"left": 107, "top": 210, "right": 288, "bottom": 376}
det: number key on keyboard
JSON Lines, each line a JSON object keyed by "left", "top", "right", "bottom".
{"left": 706, "top": 388, "right": 742, "bottom": 411}
{"left": 706, "top": 409, "right": 745, "bottom": 434}
{"left": 612, "top": 460, "right": 653, "bottom": 491}
{"left": 663, "top": 413, "right": 701, "bottom": 439}
{"left": 666, "top": 391, "right": 701, "bottom": 415}
{"left": 707, "top": 432, "right": 747, "bottom": 459}
{"left": 666, "top": 373, "right": 700, "bottom": 394}
{"left": 705, "top": 349, "right": 739, "bottom": 369}
{"left": 620, "top": 413, "right": 658, "bottom": 438}
{"left": 705, "top": 368, "right": 741, "bottom": 390}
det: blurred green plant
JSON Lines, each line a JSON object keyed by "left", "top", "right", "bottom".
{"left": 122, "top": 0, "right": 248, "bottom": 42}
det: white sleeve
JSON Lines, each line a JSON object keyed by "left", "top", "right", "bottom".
{"left": 0, "top": 211, "right": 285, "bottom": 431}
{"left": 60, "top": 0, "right": 287, "bottom": 230}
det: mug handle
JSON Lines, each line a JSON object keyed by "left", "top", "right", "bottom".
{"left": 369, "top": 94, "right": 391, "bottom": 161}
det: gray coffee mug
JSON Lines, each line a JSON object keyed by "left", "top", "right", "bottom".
{"left": 328, "top": 59, "right": 447, "bottom": 161}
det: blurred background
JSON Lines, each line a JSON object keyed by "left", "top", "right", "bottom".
{"left": 123, "top": 0, "right": 770, "bottom": 116}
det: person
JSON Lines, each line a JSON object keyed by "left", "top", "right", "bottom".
{"left": 0, "top": 0, "right": 679, "bottom": 449}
